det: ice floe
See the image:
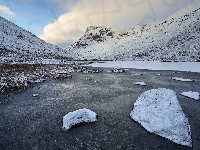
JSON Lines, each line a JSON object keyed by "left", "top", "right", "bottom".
{"left": 62, "top": 108, "right": 97, "bottom": 131}
{"left": 130, "top": 88, "right": 192, "bottom": 147}
{"left": 180, "top": 91, "right": 199, "bottom": 100}
{"left": 172, "top": 77, "right": 193, "bottom": 82}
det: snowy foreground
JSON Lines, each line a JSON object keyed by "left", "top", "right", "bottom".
{"left": 63, "top": 88, "right": 193, "bottom": 147}
{"left": 1, "top": 67, "right": 199, "bottom": 149}
{"left": 83, "top": 61, "right": 200, "bottom": 73}
{"left": 62, "top": 108, "right": 97, "bottom": 131}
{"left": 130, "top": 88, "right": 192, "bottom": 147}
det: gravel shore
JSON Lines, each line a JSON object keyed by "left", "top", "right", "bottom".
{"left": 0, "top": 68, "right": 200, "bottom": 150}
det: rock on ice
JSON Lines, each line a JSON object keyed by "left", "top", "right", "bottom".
{"left": 130, "top": 88, "right": 192, "bottom": 147}
{"left": 62, "top": 108, "right": 97, "bottom": 131}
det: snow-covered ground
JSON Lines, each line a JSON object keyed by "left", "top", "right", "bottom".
{"left": 62, "top": 108, "right": 97, "bottom": 131}
{"left": 11, "top": 59, "right": 67, "bottom": 65}
{"left": 130, "top": 88, "right": 192, "bottom": 147}
{"left": 83, "top": 61, "right": 200, "bottom": 73}
{"left": 0, "top": 64, "right": 82, "bottom": 92}
{"left": 180, "top": 91, "right": 199, "bottom": 100}
{"left": 0, "top": 72, "right": 46, "bottom": 92}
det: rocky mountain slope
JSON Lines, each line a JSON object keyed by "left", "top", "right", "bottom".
{"left": 67, "top": 1, "right": 200, "bottom": 61}
{"left": 0, "top": 16, "right": 69, "bottom": 63}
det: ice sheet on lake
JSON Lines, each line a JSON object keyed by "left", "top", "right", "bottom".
{"left": 172, "top": 77, "right": 193, "bottom": 82}
{"left": 83, "top": 61, "right": 200, "bottom": 73}
{"left": 180, "top": 91, "right": 199, "bottom": 100}
{"left": 130, "top": 88, "right": 192, "bottom": 147}
{"left": 62, "top": 108, "right": 97, "bottom": 131}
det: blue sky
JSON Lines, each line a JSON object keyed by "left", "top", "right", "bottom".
{"left": 0, "top": 0, "right": 64, "bottom": 35}
{"left": 0, "top": 0, "right": 195, "bottom": 48}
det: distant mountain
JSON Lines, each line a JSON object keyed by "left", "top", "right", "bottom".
{"left": 67, "top": 1, "right": 200, "bottom": 61}
{"left": 0, "top": 16, "right": 69, "bottom": 63}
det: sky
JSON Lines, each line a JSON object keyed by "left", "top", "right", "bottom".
{"left": 0, "top": 0, "right": 195, "bottom": 48}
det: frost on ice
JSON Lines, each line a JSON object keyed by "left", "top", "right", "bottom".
{"left": 135, "top": 82, "right": 146, "bottom": 86}
{"left": 172, "top": 77, "right": 193, "bottom": 82}
{"left": 180, "top": 91, "right": 199, "bottom": 100}
{"left": 130, "top": 88, "right": 192, "bottom": 147}
{"left": 62, "top": 108, "right": 97, "bottom": 131}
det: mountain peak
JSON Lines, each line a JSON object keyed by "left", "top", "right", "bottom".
{"left": 67, "top": 2, "right": 200, "bottom": 61}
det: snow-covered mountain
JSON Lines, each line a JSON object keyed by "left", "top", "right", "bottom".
{"left": 67, "top": 1, "right": 200, "bottom": 61}
{"left": 0, "top": 16, "right": 69, "bottom": 63}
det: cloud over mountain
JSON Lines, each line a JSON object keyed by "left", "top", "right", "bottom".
{"left": 39, "top": 0, "right": 192, "bottom": 48}
{"left": 0, "top": 5, "right": 15, "bottom": 16}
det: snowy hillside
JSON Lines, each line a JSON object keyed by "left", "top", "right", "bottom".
{"left": 0, "top": 16, "right": 70, "bottom": 63}
{"left": 68, "top": 1, "right": 200, "bottom": 61}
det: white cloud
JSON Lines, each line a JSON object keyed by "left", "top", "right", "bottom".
{"left": 39, "top": 0, "right": 192, "bottom": 48}
{"left": 0, "top": 5, "right": 15, "bottom": 16}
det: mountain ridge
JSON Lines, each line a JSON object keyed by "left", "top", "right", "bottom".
{"left": 67, "top": 1, "right": 200, "bottom": 61}
{"left": 0, "top": 16, "right": 69, "bottom": 63}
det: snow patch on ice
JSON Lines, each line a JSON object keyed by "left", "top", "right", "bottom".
{"left": 62, "top": 108, "right": 97, "bottom": 131}
{"left": 32, "top": 94, "right": 38, "bottom": 97}
{"left": 135, "top": 73, "right": 144, "bottom": 76}
{"left": 172, "top": 77, "right": 193, "bottom": 82}
{"left": 135, "top": 82, "right": 146, "bottom": 86}
{"left": 130, "top": 88, "right": 192, "bottom": 147}
{"left": 180, "top": 91, "right": 199, "bottom": 100}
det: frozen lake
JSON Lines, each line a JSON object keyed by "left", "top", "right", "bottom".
{"left": 1, "top": 68, "right": 200, "bottom": 149}
{"left": 84, "top": 61, "right": 200, "bottom": 73}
